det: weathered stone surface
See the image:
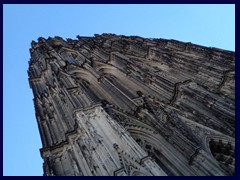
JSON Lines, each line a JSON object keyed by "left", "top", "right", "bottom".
{"left": 28, "top": 34, "right": 235, "bottom": 176}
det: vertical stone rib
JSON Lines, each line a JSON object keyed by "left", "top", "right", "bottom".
{"left": 28, "top": 34, "right": 235, "bottom": 176}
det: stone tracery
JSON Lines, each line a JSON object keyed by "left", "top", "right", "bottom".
{"left": 28, "top": 34, "right": 235, "bottom": 176}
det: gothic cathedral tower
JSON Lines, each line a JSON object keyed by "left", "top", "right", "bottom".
{"left": 28, "top": 34, "right": 235, "bottom": 176}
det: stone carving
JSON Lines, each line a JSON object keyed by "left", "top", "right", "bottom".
{"left": 28, "top": 34, "right": 235, "bottom": 176}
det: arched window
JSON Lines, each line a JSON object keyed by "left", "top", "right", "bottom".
{"left": 209, "top": 139, "right": 235, "bottom": 175}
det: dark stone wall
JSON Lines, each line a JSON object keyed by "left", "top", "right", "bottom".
{"left": 28, "top": 34, "right": 235, "bottom": 176}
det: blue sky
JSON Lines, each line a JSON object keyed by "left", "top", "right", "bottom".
{"left": 3, "top": 4, "right": 235, "bottom": 176}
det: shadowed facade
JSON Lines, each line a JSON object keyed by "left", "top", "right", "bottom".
{"left": 28, "top": 34, "right": 235, "bottom": 176}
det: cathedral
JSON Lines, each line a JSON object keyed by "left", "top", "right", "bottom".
{"left": 28, "top": 34, "right": 235, "bottom": 176}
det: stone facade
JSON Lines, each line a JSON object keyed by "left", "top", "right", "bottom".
{"left": 28, "top": 34, "right": 235, "bottom": 176}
